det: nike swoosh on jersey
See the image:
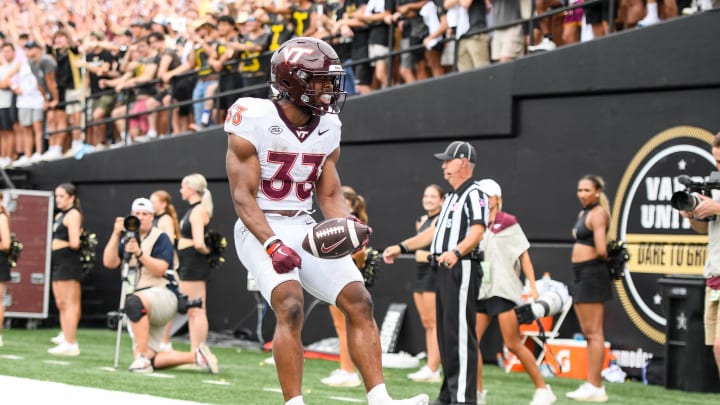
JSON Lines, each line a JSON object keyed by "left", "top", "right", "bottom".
{"left": 321, "top": 237, "right": 347, "bottom": 254}
{"left": 318, "top": 129, "right": 330, "bottom": 135}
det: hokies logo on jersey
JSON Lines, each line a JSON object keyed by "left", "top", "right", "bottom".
{"left": 611, "top": 126, "right": 715, "bottom": 344}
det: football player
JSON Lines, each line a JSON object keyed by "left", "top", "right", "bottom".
{"left": 225, "top": 37, "right": 429, "bottom": 405}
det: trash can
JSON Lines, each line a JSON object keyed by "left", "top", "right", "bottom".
{"left": 659, "top": 275, "right": 720, "bottom": 392}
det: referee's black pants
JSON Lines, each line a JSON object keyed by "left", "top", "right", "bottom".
{"left": 435, "top": 259, "right": 481, "bottom": 404}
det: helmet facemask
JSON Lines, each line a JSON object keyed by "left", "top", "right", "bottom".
{"left": 293, "top": 68, "right": 347, "bottom": 115}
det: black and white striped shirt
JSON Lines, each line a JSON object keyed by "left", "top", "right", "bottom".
{"left": 430, "top": 179, "right": 488, "bottom": 254}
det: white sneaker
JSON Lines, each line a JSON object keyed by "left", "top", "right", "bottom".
{"left": 50, "top": 332, "right": 65, "bottom": 344}
{"left": 380, "top": 394, "right": 429, "bottom": 405}
{"left": 531, "top": 385, "right": 557, "bottom": 405}
{"left": 0, "top": 335, "right": 4, "bottom": 347}
{"left": 566, "top": 382, "right": 608, "bottom": 402}
{"left": 158, "top": 342, "right": 173, "bottom": 352}
{"left": 12, "top": 155, "right": 31, "bottom": 167}
{"left": 263, "top": 355, "right": 275, "bottom": 365}
{"left": 407, "top": 365, "right": 442, "bottom": 382}
{"left": 128, "top": 354, "right": 153, "bottom": 373}
{"left": 40, "top": 149, "right": 62, "bottom": 161}
{"left": 321, "top": 369, "right": 362, "bottom": 387}
{"left": 477, "top": 389, "right": 488, "bottom": 405}
{"left": 48, "top": 341, "right": 80, "bottom": 356}
{"left": 30, "top": 153, "right": 42, "bottom": 162}
{"left": 0, "top": 157, "right": 12, "bottom": 168}
{"left": 637, "top": 15, "right": 660, "bottom": 27}
{"left": 196, "top": 343, "right": 220, "bottom": 374}
{"left": 528, "top": 37, "right": 557, "bottom": 53}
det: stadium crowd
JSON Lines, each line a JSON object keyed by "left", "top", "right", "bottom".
{"left": 0, "top": 0, "right": 714, "bottom": 168}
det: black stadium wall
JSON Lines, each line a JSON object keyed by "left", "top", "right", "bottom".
{"left": 15, "top": 11, "right": 720, "bottom": 367}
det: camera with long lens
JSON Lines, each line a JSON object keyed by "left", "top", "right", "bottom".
{"left": 122, "top": 215, "right": 140, "bottom": 243}
{"left": 165, "top": 270, "right": 203, "bottom": 314}
{"left": 671, "top": 172, "right": 720, "bottom": 221}
{"left": 515, "top": 279, "right": 570, "bottom": 325}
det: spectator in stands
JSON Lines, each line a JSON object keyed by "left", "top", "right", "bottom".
{"left": 359, "top": 0, "right": 393, "bottom": 88}
{"left": 78, "top": 32, "right": 115, "bottom": 150}
{"left": 213, "top": 14, "right": 242, "bottom": 123}
{"left": 528, "top": 0, "right": 561, "bottom": 53}
{"left": 561, "top": 0, "right": 584, "bottom": 45}
{"left": 146, "top": 31, "right": 184, "bottom": 138}
{"left": 490, "top": 0, "right": 526, "bottom": 62}
{"left": 0, "top": 43, "right": 17, "bottom": 168}
{"left": 107, "top": 37, "right": 159, "bottom": 143}
{"left": 188, "top": 20, "right": 220, "bottom": 130}
{"left": 419, "top": 0, "right": 445, "bottom": 78}
{"left": 50, "top": 30, "right": 85, "bottom": 157}
{"left": 13, "top": 42, "right": 45, "bottom": 166}
{"left": 625, "top": 0, "right": 678, "bottom": 27}
{"left": 391, "top": 0, "right": 432, "bottom": 84}
{"left": 330, "top": 0, "right": 375, "bottom": 94}
{"left": 234, "top": 16, "right": 272, "bottom": 99}
{"left": 446, "top": 0, "right": 490, "bottom": 72}
{"left": 24, "top": 40, "right": 58, "bottom": 157}
{"left": 260, "top": 0, "right": 322, "bottom": 38}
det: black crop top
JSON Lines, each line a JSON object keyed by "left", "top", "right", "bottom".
{"left": 53, "top": 208, "right": 77, "bottom": 241}
{"left": 573, "top": 204, "right": 597, "bottom": 247}
{"left": 179, "top": 202, "right": 201, "bottom": 239}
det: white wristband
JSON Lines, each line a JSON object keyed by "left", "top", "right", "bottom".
{"left": 263, "top": 236, "right": 280, "bottom": 251}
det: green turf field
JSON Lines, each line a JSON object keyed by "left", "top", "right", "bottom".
{"left": 0, "top": 328, "right": 718, "bottom": 404}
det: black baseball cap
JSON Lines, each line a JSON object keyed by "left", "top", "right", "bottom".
{"left": 217, "top": 15, "right": 235, "bottom": 25}
{"left": 434, "top": 141, "right": 476, "bottom": 163}
{"left": 24, "top": 41, "right": 41, "bottom": 49}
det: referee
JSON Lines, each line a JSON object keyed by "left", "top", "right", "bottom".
{"left": 430, "top": 141, "right": 487, "bottom": 405}
{"left": 383, "top": 141, "right": 487, "bottom": 405}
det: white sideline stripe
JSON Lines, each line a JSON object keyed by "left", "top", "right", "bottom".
{"left": 43, "top": 359, "right": 71, "bottom": 366}
{"left": 0, "top": 354, "right": 23, "bottom": 360}
{"left": 0, "top": 375, "right": 208, "bottom": 404}
{"left": 263, "top": 387, "right": 283, "bottom": 393}
{"left": 203, "top": 379, "right": 231, "bottom": 385}
{"left": 328, "top": 396, "right": 364, "bottom": 403}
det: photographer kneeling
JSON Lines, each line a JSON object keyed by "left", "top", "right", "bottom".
{"left": 102, "top": 198, "right": 219, "bottom": 374}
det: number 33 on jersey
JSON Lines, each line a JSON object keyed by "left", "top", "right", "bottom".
{"left": 225, "top": 97, "right": 342, "bottom": 210}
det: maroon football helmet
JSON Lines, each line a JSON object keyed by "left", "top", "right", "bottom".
{"left": 270, "top": 37, "right": 347, "bottom": 115}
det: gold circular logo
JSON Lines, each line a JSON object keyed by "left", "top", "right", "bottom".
{"left": 610, "top": 126, "right": 715, "bottom": 343}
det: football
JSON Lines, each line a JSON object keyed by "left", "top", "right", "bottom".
{"left": 302, "top": 218, "right": 371, "bottom": 259}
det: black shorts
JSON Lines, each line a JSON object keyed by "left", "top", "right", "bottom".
{"left": 414, "top": 263, "right": 437, "bottom": 292}
{"left": 585, "top": 0, "right": 618, "bottom": 25}
{"left": 177, "top": 247, "right": 211, "bottom": 281}
{"left": 477, "top": 296, "right": 516, "bottom": 316}
{"left": 171, "top": 75, "right": 197, "bottom": 116}
{"left": 571, "top": 259, "right": 612, "bottom": 303}
{"left": 51, "top": 247, "right": 84, "bottom": 281}
{"left": 0, "top": 251, "right": 10, "bottom": 282}
{"left": 0, "top": 108, "right": 16, "bottom": 131}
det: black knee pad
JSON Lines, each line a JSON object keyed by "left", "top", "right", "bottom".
{"left": 125, "top": 294, "right": 147, "bottom": 322}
